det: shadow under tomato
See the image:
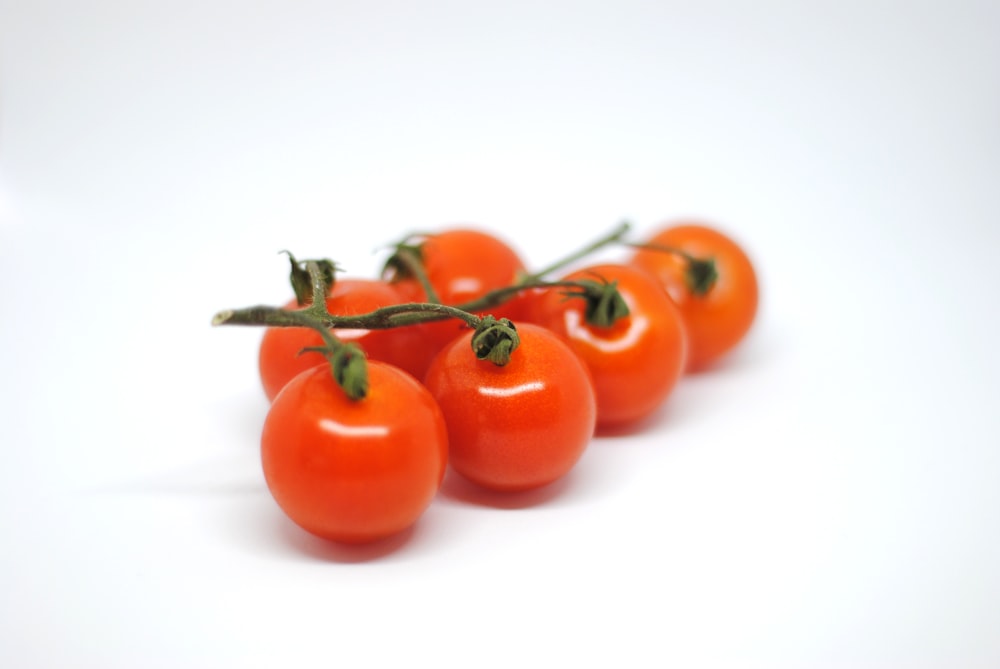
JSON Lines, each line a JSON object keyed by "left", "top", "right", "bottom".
{"left": 592, "top": 410, "right": 669, "bottom": 439}
{"left": 276, "top": 517, "right": 420, "bottom": 563}
{"left": 684, "top": 325, "right": 777, "bottom": 378}
{"left": 226, "top": 491, "right": 445, "bottom": 563}
{"left": 438, "top": 469, "right": 577, "bottom": 510}
{"left": 592, "top": 385, "right": 699, "bottom": 438}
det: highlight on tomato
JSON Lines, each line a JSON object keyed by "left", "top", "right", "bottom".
{"left": 630, "top": 222, "right": 758, "bottom": 372}
{"left": 258, "top": 278, "right": 431, "bottom": 401}
{"left": 535, "top": 263, "right": 688, "bottom": 430}
{"left": 423, "top": 322, "right": 596, "bottom": 492}
{"left": 260, "top": 360, "right": 449, "bottom": 544}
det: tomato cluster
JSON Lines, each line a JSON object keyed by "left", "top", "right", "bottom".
{"left": 226, "top": 222, "right": 759, "bottom": 546}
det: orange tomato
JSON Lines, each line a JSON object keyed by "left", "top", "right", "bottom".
{"left": 535, "top": 263, "right": 688, "bottom": 429}
{"left": 631, "top": 223, "right": 758, "bottom": 372}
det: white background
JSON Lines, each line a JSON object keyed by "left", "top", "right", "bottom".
{"left": 2, "top": 1, "right": 999, "bottom": 667}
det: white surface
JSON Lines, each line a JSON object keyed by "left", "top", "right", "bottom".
{"left": 2, "top": 1, "right": 999, "bottom": 667}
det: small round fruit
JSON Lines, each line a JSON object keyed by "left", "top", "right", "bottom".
{"left": 261, "top": 361, "right": 448, "bottom": 544}
{"left": 631, "top": 223, "right": 758, "bottom": 371}
{"left": 536, "top": 263, "right": 688, "bottom": 429}
{"left": 423, "top": 323, "right": 596, "bottom": 492}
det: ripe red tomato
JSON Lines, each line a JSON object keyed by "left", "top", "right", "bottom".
{"left": 535, "top": 263, "right": 688, "bottom": 430}
{"left": 258, "top": 278, "right": 431, "bottom": 401}
{"left": 261, "top": 361, "right": 448, "bottom": 544}
{"left": 630, "top": 223, "right": 758, "bottom": 372}
{"left": 388, "top": 228, "right": 527, "bottom": 363}
{"left": 490, "top": 285, "right": 548, "bottom": 326}
{"left": 423, "top": 323, "right": 596, "bottom": 492}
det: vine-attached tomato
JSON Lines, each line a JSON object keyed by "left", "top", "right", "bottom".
{"left": 261, "top": 361, "right": 448, "bottom": 544}
{"left": 630, "top": 223, "right": 758, "bottom": 372}
{"left": 535, "top": 263, "right": 688, "bottom": 430}
{"left": 258, "top": 278, "right": 430, "bottom": 401}
{"left": 423, "top": 323, "right": 596, "bottom": 492}
{"left": 388, "top": 227, "right": 527, "bottom": 365}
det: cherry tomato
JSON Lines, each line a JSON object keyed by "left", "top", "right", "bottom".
{"left": 261, "top": 361, "right": 448, "bottom": 544}
{"left": 535, "top": 263, "right": 688, "bottom": 430}
{"left": 388, "top": 228, "right": 527, "bottom": 364}
{"left": 630, "top": 223, "right": 758, "bottom": 372}
{"left": 423, "top": 323, "right": 596, "bottom": 492}
{"left": 258, "top": 278, "right": 431, "bottom": 401}
{"left": 490, "top": 285, "right": 548, "bottom": 326}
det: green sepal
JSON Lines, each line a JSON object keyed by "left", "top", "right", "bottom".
{"left": 282, "top": 251, "right": 338, "bottom": 306}
{"left": 562, "top": 279, "right": 630, "bottom": 328}
{"left": 685, "top": 257, "right": 718, "bottom": 296}
{"left": 381, "top": 242, "right": 425, "bottom": 282}
{"left": 331, "top": 343, "right": 369, "bottom": 400}
{"left": 471, "top": 316, "right": 520, "bottom": 366}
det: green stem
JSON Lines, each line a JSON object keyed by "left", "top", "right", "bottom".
{"left": 622, "top": 240, "right": 698, "bottom": 265}
{"left": 384, "top": 244, "right": 441, "bottom": 303}
{"left": 625, "top": 240, "right": 718, "bottom": 296}
{"left": 453, "top": 279, "right": 580, "bottom": 313}
{"left": 306, "top": 260, "right": 335, "bottom": 311}
{"left": 521, "top": 220, "right": 631, "bottom": 282}
{"left": 213, "top": 301, "right": 480, "bottom": 330}
{"left": 327, "top": 302, "right": 482, "bottom": 329}
{"left": 212, "top": 303, "right": 526, "bottom": 367}
{"left": 212, "top": 277, "right": 625, "bottom": 332}
{"left": 212, "top": 306, "right": 369, "bottom": 400}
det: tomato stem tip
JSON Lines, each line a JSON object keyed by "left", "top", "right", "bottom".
{"left": 211, "top": 310, "right": 234, "bottom": 326}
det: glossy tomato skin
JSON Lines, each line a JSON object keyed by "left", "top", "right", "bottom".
{"left": 630, "top": 223, "right": 758, "bottom": 372}
{"left": 389, "top": 228, "right": 527, "bottom": 362}
{"left": 258, "top": 278, "right": 431, "bottom": 401}
{"left": 261, "top": 361, "right": 448, "bottom": 544}
{"left": 491, "top": 285, "right": 548, "bottom": 326}
{"left": 536, "top": 263, "right": 688, "bottom": 430}
{"left": 423, "top": 323, "right": 596, "bottom": 492}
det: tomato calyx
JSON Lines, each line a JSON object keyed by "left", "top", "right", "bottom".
{"left": 300, "top": 340, "right": 369, "bottom": 400}
{"left": 280, "top": 251, "right": 339, "bottom": 306}
{"left": 470, "top": 316, "right": 520, "bottom": 365}
{"left": 683, "top": 256, "right": 719, "bottom": 296}
{"left": 275, "top": 306, "right": 370, "bottom": 400}
{"left": 381, "top": 240, "right": 442, "bottom": 303}
{"left": 560, "top": 278, "right": 630, "bottom": 328}
{"left": 624, "top": 240, "right": 719, "bottom": 297}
